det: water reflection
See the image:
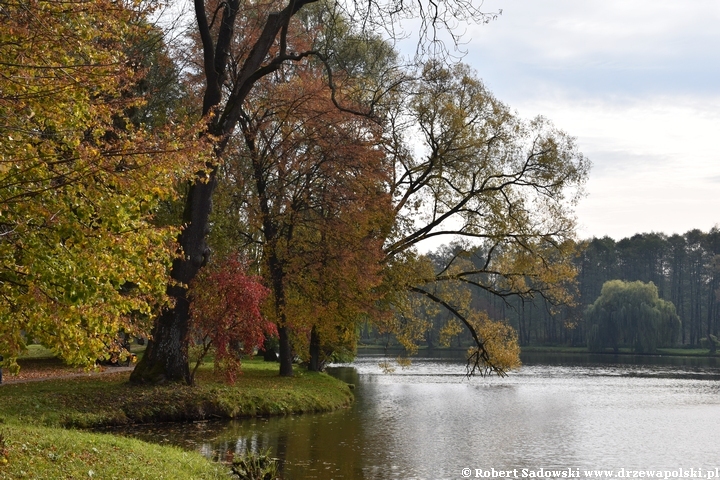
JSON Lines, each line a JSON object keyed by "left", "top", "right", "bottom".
{"left": 110, "top": 353, "right": 720, "bottom": 479}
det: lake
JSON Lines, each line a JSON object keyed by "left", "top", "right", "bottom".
{"left": 120, "top": 352, "right": 720, "bottom": 479}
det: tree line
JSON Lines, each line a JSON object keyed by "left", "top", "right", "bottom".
{"left": 395, "top": 230, "right": 719, "bottom": 352}
{"left": 576, "top": 230, "right": 720, "bottom": 348}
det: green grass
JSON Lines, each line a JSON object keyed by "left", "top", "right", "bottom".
{"left": 0, "top": 425, "right": 227, "bottom": 479}
{"left": 1, "top": 360, "right": 353, "bottom": 428}
{"left": 519, "top": 345, "right": 590, "bottom": 354}
{"left": 0, "top": 359, "right": 354, "bottom": 478}
{"left": 17, "top": 344, "right": 57, "bottom": 360}
{"left": 16, "top": 342, "right": 146, "bottom": 362}
{"left": 656, "top": 347, "right": 715, "bottom": 356}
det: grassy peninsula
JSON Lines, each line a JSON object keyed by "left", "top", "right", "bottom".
{"left": 0, "top": 359, "right": 353, "bottom": 478}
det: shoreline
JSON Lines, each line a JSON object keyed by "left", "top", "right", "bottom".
{"left": 356, "top": 344, "right": 719, "bottom": 358}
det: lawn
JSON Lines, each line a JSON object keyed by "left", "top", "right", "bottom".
{"left": 0, "top": 356, "right": 354, "bottom": 478}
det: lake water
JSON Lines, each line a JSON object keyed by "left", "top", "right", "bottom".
{"left": 121, "top": 352, "right": 720, "bottom": 479}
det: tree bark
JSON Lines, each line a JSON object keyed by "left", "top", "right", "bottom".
{"left": 130, "top": 299, "right": 191, "bottom": 384}
{"left": 131, "top": 174, "right": 217, "bottom": 384}
{"left": 308, "top": 326, "right": 322, "bottom": 372}
{"left": 268, "top": 251, "right": 294, "bottom": 377}
{"left": 278, "top": 325, "right": 294, "bottom": 376}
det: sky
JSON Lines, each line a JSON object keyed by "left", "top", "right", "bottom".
{"left": 160, "top": 1, "right": 719, "bottom": 243}
{"left": 451, "top": 0, "right": 720, "bottom": 241}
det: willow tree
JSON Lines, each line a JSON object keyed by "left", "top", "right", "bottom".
{"left": 586, "top": 280, "right": 681, "bottom": 353}
{"left": 0, "top": 0, "right": 204, "bottom": 369}
{"left": 376, "top": 62, "right": 589, "bottom": 375}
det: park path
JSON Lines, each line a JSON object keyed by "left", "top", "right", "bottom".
{"left": 0, "top": 365, "right": 135, "bottom": 385}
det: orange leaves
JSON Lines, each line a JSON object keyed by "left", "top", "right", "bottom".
{"left": 211, "top": 51, "right": 394, "bottom": 367}
{"left": 466, "top": 312, "right": 521, "bottom": 374}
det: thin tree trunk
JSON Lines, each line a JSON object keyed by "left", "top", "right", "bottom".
{"left": 267, "top": 247, "right": 294, "bottom": 377}
{"left": 278, "top": 326, "right": 294, "bottom": 376}
{"left": 308, "top": 325, "right": 322, "bottom": 372}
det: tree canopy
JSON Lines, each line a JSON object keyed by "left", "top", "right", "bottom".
{"left": 130, "top": 0, "right": 514, "bottom": 383}
{"left": 0, "top": 0, "right": 206, "bottom": 368}
{"left": 1, "top": 0, "right": 589, "bottom": 381}
{"left": 373, "top": 61, "right": 587, "bottom": 374}
{"left": 207, "top": 44, "right": 588, "bottom": 376}
{"left": 218, "top": 53, "right": 392, "bottom": 375}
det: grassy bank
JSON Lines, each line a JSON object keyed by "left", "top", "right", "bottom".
{"left": 0, "top": 360, "right": 354, "bottom": 478}
{"left": 1, "top": 360, "right": 353, "bottom": 428}
{"left": 0, "top": 425, "right": 227, "bottom": 479}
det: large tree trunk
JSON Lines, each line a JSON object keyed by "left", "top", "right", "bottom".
{"left": 130, "top": 176, "right": 217, "bottom": 384}
{"left": 130, "top": 299, "right": 191, "bottom": 384}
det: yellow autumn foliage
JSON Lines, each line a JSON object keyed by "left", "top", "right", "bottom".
{"left": 0, "top": 0, "right": 209, "bottom": 366}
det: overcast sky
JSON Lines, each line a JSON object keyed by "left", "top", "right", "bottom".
{"left": 455, "top": 0, "right": 720, "bottom": 241}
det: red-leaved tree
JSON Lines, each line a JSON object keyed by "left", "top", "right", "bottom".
{"left": 188, "top": 257, "right": 276, "bottom": 384}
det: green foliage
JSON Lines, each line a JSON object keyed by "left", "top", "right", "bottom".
{"left": 0, "top": 0, "right": 208, "bottom": 366}
{"left": 699, "top": 334, "right": 720, "bottom": 354}
{"left": 586, "top": 280, "right": 681, "bottom": 353}
{"left": 231, "top": 449, "right": 280, "bottom": 480}
{"left": 575, "top": 229, "right": 720, "bottom": 349}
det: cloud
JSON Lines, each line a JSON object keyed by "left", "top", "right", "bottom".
{"left": 466, "top": 0, "right": 720, "bottom": 100}
{"left": 400, "top": 1, "right": 720, "bottom": 239}
{"left": 503, "top": 93, "right": 720, "bottom": 241}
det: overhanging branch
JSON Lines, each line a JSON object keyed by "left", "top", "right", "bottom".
{"left": 409, "top": 285, "right": 506, "bottom": 377}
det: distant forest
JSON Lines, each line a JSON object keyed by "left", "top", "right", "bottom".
{"left": 504, "top": 229, "right": 720, "bottom": 348}
{"left": 571, "top": 229, "right": 720, "bottom": 348}
{"left": 363, "top": 228, "right": 720, "bottom": 350}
